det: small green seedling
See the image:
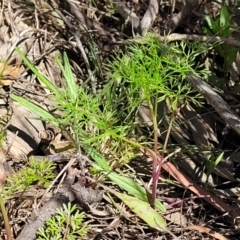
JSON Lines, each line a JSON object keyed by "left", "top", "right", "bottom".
{"left": 108, "top": 34, "right": 208, "bottom": 208}
{"left": 203, "top": 4, "right": 238, "bottom": 73}
{"left": 205, "top": 151, "right": 224, "bottom": 187}
{"left": 3, "top": 157, "right": 55, "bottom": 197}
{"left": 37, "top": 203, "right": 89, "bottom": 240}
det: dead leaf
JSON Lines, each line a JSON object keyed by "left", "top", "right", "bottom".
{"left": 49, "top": 133, "right": 75, "bottom": 154}
{"left": 71, "top": 182, "right": 103, "bottom": 204}
{"left": 185, "top": 225, "right": 230, "bottom": 240}
{"left": 4, "top": 102, "right": 44, "bottom": 158}
{"left": 0, "top": 62, "right": 20, "bottom": 86}
{"left": 141, "top": 148, "right": 240, "bottom": 223}
{"left": 165, "top": 210, "right": 188, "bottom": 226}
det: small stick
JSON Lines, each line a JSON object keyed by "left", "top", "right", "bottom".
{"left": 186, "top": 74, "right": 240, "bottom": 136}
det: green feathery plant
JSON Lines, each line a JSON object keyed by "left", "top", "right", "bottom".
{"left": 0, "top": 157, "right": 55, "bottom": 239}
{"left": 10, "top": 48, "right": 136, "bottom": 167}
{"left": 37, "top": 203, "right": 89, "bottom": 240}
{"left": 107, "top": 34, "right": 209, "bottom": 208}
{"left": 11, "top": 48, "right": 131, "bottom": 154}
{"left": 10, "top": 47, "right": 167, "bottom": 230}
{"left": 10, "top": 38, "right": 208, "bottom": 228}
{"left": 3, "top": 157, "right": 55, "bottom": 197}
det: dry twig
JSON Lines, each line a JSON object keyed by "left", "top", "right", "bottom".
{"left": 155, "top": 33, "right": 240, "bottom": 48}
{"left": 165, "top": 0, "right": 199, "bottom": 34}
{"left": 186, "top": 74, "right": 240, "bottom": 136}
{"left": 115, "top": 0, "right": 140, "bottom": 28}
{"left": 139, "top": 0, "right": 159, "bottom": 36}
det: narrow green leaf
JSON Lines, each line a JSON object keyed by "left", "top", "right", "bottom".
{"left": 215, "top": 151, "right": 224, "bottom": 166}
{"left": 225, "top": 47, "right": 238, "bottom": 69}
{"left": 63, "top": 52, "right": 78, "bottom": 98}
{"left": 202, "top": 27, "right": 213, "bottom": 36}
{"left": 107, "top": 172, "right": 166, "bottom": 212}
{"left": 56, "top": 52, "right": 78, "bottom": 101}
{"left": 219, "top": 27, "right": 231, "bottom": 38}
{"left": 114, "top": 192, "right": 166, "bottom": 231}
{"left": 203, "top": 15, "right": 217, "bottom": 33}
{"left": 15, "top": 47, "right": 62, "bottom": 99}
{"left": 214, "top": 44, "right": 224, "bottom": 57}
{"left": 10, "top": 94, "right": 59, "bottom": 126}
{"left": 220, "top": 4, "right": 230, "bottom": 28}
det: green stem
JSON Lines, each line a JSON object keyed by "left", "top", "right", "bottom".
{"left": 0, "top": 196, "right": 13, "bottom": 240}
{"left": 148, "top": 98, "right": 159, "bottom": 209}
{"left": 163, "top": 113, "right": 174, "bottom": 154}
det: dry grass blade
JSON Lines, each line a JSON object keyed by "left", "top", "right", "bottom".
{"left": 141, "top": 147, "right": 240, "bottom": 223}
{"left": 139, "top": 0, "right": 159, "bottom": 36}
{"left": 185, "top": 225, "right": 230, "bottom": 240}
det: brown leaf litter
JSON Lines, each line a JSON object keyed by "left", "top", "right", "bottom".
{"left": 0, "top": 0, "right": 240, "bottom": 239}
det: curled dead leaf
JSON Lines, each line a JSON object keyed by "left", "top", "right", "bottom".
{"left": 0, "top": 62, "right": 20, "bottom": 86}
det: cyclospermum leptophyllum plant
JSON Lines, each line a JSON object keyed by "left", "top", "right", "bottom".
{"left": 37, "top": 203, "right": 89, "bottom": 240}
{"left": 107, "top": 34, "right": 209, "bottom": 208}
{"left": 11, "top": 48, "right": 138, "bottom": 170}
{"left": 11, "top": 48, "right": 129, "bottom": 150}
{"left": 10, "top": 48, "right": 167, "bottom": 230}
